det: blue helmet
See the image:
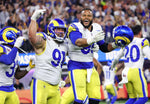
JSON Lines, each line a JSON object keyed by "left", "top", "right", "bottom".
{"left": 113, "top": 25, "right": 134, "bottom": 46}
{"left": 47, "top": 18, "right": 67, "bottom": 42}
{"left": 0, "top": 26, "right": 21, "bottom": 45}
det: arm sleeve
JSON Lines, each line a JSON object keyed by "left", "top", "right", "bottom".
{"left": 69, "top": 31, "right": 82, "bottom": 45}
{"left": 97, "top": 40, "right": 110, "bottom": 52}
{"left": 0, "top": 47, "right": 18, "bottom": 65}
{"left": 67, "top": 23, "right": 82, "bottom": 45}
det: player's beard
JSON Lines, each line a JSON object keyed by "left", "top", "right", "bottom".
{"left": 81, "top": 20, "right": 93, "bottom": 28}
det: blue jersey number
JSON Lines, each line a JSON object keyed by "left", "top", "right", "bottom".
{"left": 81, "top": 44, "right": 94, "bottom": 54}
{"left": 51, "top": 49, "right": 66, "bottom": 67}
{"left": 124, "top": 45, "right": 140, "bottom": 63}
{"left": 106, "top": 70, "right": 110, "bottom": 79}
{"left": 5, "top": 62, "right": 15, "bottom": 77}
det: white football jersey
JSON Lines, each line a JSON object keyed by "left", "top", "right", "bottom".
{"left": 0, "top": 45, "right": 19, "bottom": 86}
{"left": 123, "top": 37, "right": 149, "bottom": 70}
{"left": 33, "top": 36, "right": 68, "bottom": 85}
{"left": 67, "top": 22, "right": 103, "bottom": 62}
{"left": 103, "top": 65, "right": 116, "bottom": 86}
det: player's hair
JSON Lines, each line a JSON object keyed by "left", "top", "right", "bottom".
{"left": 81, "top": 8, "right": 93, "bottom": 13}
{"left": 131, "top": 25, "right": 141, "bottom": 35}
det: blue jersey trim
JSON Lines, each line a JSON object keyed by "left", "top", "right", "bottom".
{"left": 0, "top": 47, "right": 18, "bottom": 65}
{"left": 0, "top": 84, "right": 15, "bottom": 92}
{"left": 67, "top": 60, "right": 94, "bottom": 71}
{"left": 70, "top": 70, "right": 77, "bottom": 100}
{"left": 139, "top": 68, "right": 146, "bottom": 97}
{"left": 32, "top": 77, "right": 37, "bottom": 104}
{"left": 141, "top": 39, "right": 146, "bottom": 46}
{"left": 69, "top": 31, "right": 82, "bottom": 45}
{"left": 97, "top": 40, "right": 105, "bottom": 46}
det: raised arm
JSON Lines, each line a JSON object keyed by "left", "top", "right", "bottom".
{"left": 28, "top": 9, "right": 46, "bottom": 52}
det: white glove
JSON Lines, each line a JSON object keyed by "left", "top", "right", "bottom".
{"left": 31, "top": 9, "right": 46, "bottom": 21}
{"left": 59, "top": 80, "right": 66, "bottom": 88}
{"left": 111, "top": 42, "right": 118, "bottom": 49}
{"left": 110, "top": 59, "right": 119, "bottom": 70}
{"left": 87, "top": 31, "right": 105, "bottom": 45}
{"left": 14, "top": 37, "right": 25, "bottom": 48}
{"left": 26, "top": 58, "right": 35, "bottom": 71}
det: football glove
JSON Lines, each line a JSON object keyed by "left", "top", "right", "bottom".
{"left": 14, "top": 37, "right": 26, "bottom": 48}
{"left": 31, "top": 9, "right": 46, "bottom": 21}
{"left": 87, "top": 31, "right": 105, "bottom": 45}
{"left": 110, "top": 59, "right": 119, "bottom": 70}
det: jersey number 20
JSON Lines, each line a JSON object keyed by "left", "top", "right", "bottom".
{"left": 124, "top": 45, "right": 140, "bottom": 62}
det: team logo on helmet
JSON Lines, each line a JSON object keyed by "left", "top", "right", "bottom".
{"left": 47, "top": 18, "right": 67, "bottom": 42}
{"left": 113, "top": 25, "right": 134, "bottom": 46}
{"left": 0, "top": 26, "right": 21, "bottom": 45}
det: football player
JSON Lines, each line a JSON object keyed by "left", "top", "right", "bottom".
{"left": 0, "top": 26, "right": 30, "bottom": 104}
{"left": 102, "top": 61, "right": 118, "bottom": 104}
{"left": 66, "top": 8, "right": 133, "bottom": 104}
{"left": 111, "top": 25, "right": 149, "bottom": 104}
{"left": 29, "top": 10, "right": 68, "bottom": 104}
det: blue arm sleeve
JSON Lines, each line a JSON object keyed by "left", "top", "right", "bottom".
{"left": 0, "top": 47, "right": 18, "bottom": 65}
{"left": 97, "top": 40, "right": 105, "bottom": 46}
{"left": 69, "top": 31, "right": 82, "bottom": 45}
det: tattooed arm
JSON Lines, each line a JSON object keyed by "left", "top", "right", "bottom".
{"left": 28, "top": 20, "right": 46, "bottom": 54}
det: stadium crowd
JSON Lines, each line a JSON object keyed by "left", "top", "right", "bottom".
{"left": 0, "top": 0, "right": 150, "bottom": 44}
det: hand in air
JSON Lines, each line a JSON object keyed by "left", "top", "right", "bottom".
{"left": 31, "top": 9, "right": 46, "bottom": 21}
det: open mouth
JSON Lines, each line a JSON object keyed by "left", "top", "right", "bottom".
{"left": 84, "top": 20, "right": 89, "bottom": 25}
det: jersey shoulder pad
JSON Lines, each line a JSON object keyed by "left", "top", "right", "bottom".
{"left": 0, "top": 45, "right": 6, "bottom": 54}
{"left": 67, "top": 23, "right": 81, "bottom": 37}
{"left": 36, "top": 32, "right": 47, "bottom": 40}
{"left": 141, "top": 38, "right": 149, "bottom": 48}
